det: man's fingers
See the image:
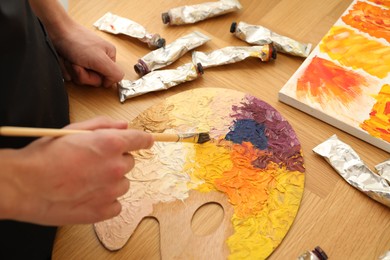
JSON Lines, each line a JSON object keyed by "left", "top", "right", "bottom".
{"left": 72, "top": 64, "right": 103, "bottom": 87}
{"left": 119, "top": 130, "right": 154, "bottom": 151}
{"left": 93, "top": 53, "right": 124, "bottom": 88}
{"left": 92, "top": 129, "right": 154, "bottom": 154}
{"left": 87, "top": 200, "right": 123, "bottom": 223}
{"left": 62, "top": 49, "right": 123, "bottom": 88}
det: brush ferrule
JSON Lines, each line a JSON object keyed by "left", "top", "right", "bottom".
{"left": 178, "top": 133, "right": 198, "bottom": 143}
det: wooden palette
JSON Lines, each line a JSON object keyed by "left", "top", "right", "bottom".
{"left": 94, "top": 88, "right": 305, "bottom": 259}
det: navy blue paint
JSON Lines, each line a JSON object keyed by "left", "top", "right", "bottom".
{"left": 225, "top": 119, "right": 268, "bottom": 150}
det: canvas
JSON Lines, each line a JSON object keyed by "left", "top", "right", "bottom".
{"left": 278, "top": 0, "right": 390, "bottom": 152}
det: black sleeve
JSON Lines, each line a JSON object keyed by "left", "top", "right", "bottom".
{"left": 0, "top": 1, "right": 71, "bottom": 259}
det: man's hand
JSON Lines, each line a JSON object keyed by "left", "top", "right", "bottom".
{"left": 54, "top": 23, "right": 125, "bottom": 88}
{"left": 29, "top": 0, "right": 125, "bottom": 87}
{"left": 0, "top": 117, "right": 153, "bottom": 225}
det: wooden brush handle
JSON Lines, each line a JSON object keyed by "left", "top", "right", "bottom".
{"left": 0, "top": 126, "right": 87, "bottom": 137}
{"left": 0, "top": 126, "right": 184, "bottom": 143}
{"left": 151, "top": 133, "right": 180, "bottom": 142}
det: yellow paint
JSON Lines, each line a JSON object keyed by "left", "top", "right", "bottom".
{"left": 124, "top": 88, "right": 304, "bottom": 259}
{"left": 320, "top": 26, "right": 390, "bottom": 79}
{"left": 185, "top": 139, "right": 233, "bottom": 192}
{"left": 185, "top": 135, "right": 304, "bottom": 259}
{"left": 361, "top": 84, "right": 390, "bottom": 142}
{"left": 226, "top": 164, "right": 304, "bottom": 260}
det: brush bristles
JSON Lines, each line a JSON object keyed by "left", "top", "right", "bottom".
{"left": 197, "top": 132, "right": 211, "bottom": 144}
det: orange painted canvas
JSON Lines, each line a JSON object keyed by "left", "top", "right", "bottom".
{"left": 279, "top": 0, "right": 390, "bottom": 152}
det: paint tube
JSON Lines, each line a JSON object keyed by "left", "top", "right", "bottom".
{"left": 192, "top": 44, "right": 276, "bottom": 69}
{"left": 161, "top": 0, "right": 242, "bottom": 25}
{"left": 297, "top": 246, "right": 328, "bottom": 260}
{"left": 119, "top": 63, "right": 204, "bottom": 102}
{"left": 94, "top": 12, "right": 165, "bottom": 49}
{"left": 134, "top": 31, "right": 210, "bottom": 76}
{"left": 379, "top": 250, "right": 390, "bottom": 260}
{"left": 230, "top": 21, "right": 312, "bottom": 58}
{"left": 375, "top": 160, "right": 390, "bottom": 184}
{"left": 313, "top": 135, "right": 390, "bottom": 208}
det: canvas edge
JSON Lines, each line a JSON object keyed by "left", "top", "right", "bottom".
{"left": 278, "top": 91, "right": 390, "bottom": 153}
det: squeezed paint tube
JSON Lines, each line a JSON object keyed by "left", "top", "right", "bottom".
{"left": 94, "top": 12, "right": 165, "bottom": 49}
{"left": 375, "top": 160, "right": 390, "bottom": 184}
{"left": 379, "top": 250, "right": 390, "bottom": 260}
{"left": 161, "top": 0, "right": 242, "bottom": 25}
{"left": 119, "top": 63, "right": 204, "bottom": 102}
{"left": 313, "top": 135, "right": 390, "bottom": 208}
{"left": 134, "top": 31, "right": 210, "bottom": 76}
{"left": 230, "top": 21, "right": 312, "bottom": 58}
{"left": 192, "top": 44, "right": 276, "bottom": 69}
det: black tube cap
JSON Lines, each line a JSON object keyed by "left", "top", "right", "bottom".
{"left": 270, "top": 43, "right": 277, "bottom": 60}
{"left": 230, "top": 22, "right": 237, "bottom": 33}
{"left": 196, "top": 63, "right": 204, "bottom": 75}
{"left": 313, "top": 247, "right": 328, "bottom": 260}
{"left": 161, "top": 12, "right": 170, "bottom": 24}
{"left": 156, "top": 38, "right": 166, "bottom": 48}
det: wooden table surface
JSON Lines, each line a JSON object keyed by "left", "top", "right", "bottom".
{"left": 53, "top": 0, "right": 390, "bottom": 259}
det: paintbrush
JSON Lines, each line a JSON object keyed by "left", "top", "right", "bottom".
{"left": 0, "top": 126, "right": 210, "bottom": 144}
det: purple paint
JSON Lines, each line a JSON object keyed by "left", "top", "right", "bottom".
{"left": 230, "top": 95, "right": 304, "bottom": 172}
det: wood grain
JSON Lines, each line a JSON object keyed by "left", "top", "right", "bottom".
{"left": 53, "top": 0, "right": 390, "bottom": 259}
{"left": 150, "top": 191, "right": 234, "bottom": 260}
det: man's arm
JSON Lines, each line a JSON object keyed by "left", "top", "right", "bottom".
{"left": 29, "top": 0, "right": 124, "bottom": 87}
{"left": 28, "top": 0, "right": 74, "bottom": 42}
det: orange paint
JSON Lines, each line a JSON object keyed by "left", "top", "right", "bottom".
{"left": 296, "top": 56, "right": 369, "bottom": 105}
{"left": 342, "top": 1, "right": 390, "bottom": 41}
{"left": 225, "top": 161, "right": 304, "bottom": 259}
{"left": 367, "top": 0, "right": 390, "bottom": 7}
{"left": 214, "top": 142, "right": 276, "bottom": 218}
{"left": 361, "top": 84, "right": 390, "bottom": 142}
{"left": 320, "top": 26, "right": 390, "bottom": 79}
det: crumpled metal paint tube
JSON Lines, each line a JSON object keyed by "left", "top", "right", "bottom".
{"left": 230, "top": 21, "right": 312, "bottom": 58}
{"left": 161, "top": 0, "right": 242, "bottom": 25}
{"left": 313, "top": 135, "right": 390, "bottom": 208}
{"left": 119, "top": 63, "right": 204, "bottom": 102}
{"left": 94, "top": 12, "right": 165, "bottom": 49}
{"left": 379, "top": 250, "right": 390, "bottom": 260}
{"left": 376, "top": 160, "right": 390, "bottom": 184}
{"left": 192, "top": 44, "right": 276, "bottom": 69}
{"left": 134, "top": 31, "right": 210, "bottom": 76}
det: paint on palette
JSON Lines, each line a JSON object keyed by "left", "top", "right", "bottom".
{"left": 361, "top": 84, "right": 390, "bottom": 142}
{"left": 94, "top": 88, "right": 305, "bottom": 259}
{"left": 279, "top": 0, "right": 390, "bottom": 152}
{"left": 342, "top": 1, "right": 390, "bottom": 42}
{"left": 225, "top": 119, "right": 268, "bottom": 150}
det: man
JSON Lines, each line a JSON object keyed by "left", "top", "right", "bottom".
{"left": 0, "top": 0, "right": 153, "bottom": 259}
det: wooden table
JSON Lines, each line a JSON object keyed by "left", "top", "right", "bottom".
{"left": 53, "top": 0, "right": 390, "bottom": 259}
